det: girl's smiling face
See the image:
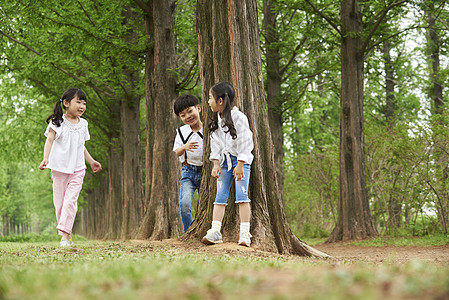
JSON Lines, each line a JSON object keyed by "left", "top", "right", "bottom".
{"left": 64, "top": 95, "right": 86, "bottom": 119}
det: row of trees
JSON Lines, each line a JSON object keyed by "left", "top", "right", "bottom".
{"left": 0, "top": 0, "right": 448, "bottom": 253}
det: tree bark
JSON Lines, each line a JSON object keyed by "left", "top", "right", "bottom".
{"left": 382, "top": 40, "right": 402, "bottom": 230}
{"left": 120, "top": 6, "right": 144, "bottom": 239}
{"left": 184, "top": 0, "right": 328, "bottom": 257}
{"left": 427, "top": 6, "right": 448, "bottom": 234}
{"left": 263, "top": 0, "right": 285, "bottom": 197}
{"left": 136, "top": 0, "right": 182, "bottom": 240}
{"left": 327, "top": 0, "right": 377, "bottom": 242}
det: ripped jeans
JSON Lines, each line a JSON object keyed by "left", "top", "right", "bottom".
{"left": 214, "top": 154, "right": 251, "bottom": 205}
{"left": 179, "top": 164, "right": 202, "bottom": 232}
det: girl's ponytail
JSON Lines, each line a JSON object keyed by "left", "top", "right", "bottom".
{"left": 46, "top": 99, "right": 64, "bottom": 126}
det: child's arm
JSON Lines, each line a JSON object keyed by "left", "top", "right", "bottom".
{"left": 39, "top": 129, "right": 56, "bottom": 170}
{"left": 211, "top": 159, "right": 221, "bottom": 178}
{"left": 84, "top": 147, "right": 102, "bottom": 173}
{"left": 233, "top": 161, "right": 245, "bottom": 181}
{"left": 174, "top": 141, "right": 199, "bottom": 157}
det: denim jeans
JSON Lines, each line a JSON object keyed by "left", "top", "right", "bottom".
{"left": 214, "top": 155, "right": 251, "bottom": 205}
{"left": 179, "top": 164, "right": 202, "bottom": 232}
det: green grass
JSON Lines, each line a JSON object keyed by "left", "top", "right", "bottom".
{"left": 1, "top": 239, "right": 449, "bottom": 299}
{"left": 350, "top": 234, "right": 449, "bottom": 247}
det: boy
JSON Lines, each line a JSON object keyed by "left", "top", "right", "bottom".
{"left": 173, "top": 95, "right": 203, "bottom": 232}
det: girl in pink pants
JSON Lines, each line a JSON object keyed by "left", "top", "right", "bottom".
{"left": 39, "top": 88, "right": 102, "bottom": 247}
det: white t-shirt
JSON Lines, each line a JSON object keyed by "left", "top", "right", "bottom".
{"left": 209, "top": 106, "right": 254, "bottom": 170}
{"left": 44, "top": 115, "right": 90, "bottom": 174}
{"left": 172, "top": 125, "right": 203, "bottom": 166}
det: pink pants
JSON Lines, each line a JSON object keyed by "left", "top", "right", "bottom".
{"left": 51, "top": 169, "right": 85, "bottom": 235}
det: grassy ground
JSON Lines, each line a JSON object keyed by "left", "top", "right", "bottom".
{"left": 1, "top": 236, "right": 449, "bottom": 300}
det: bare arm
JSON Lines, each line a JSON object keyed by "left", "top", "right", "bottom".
{"left": 175, "top": 141, "right": 199, "bottom": 157}
{"left": 39, "top": 129, "right": 56, "bottom": 170}
{"left": 84, "top": 147, "right": 102, "bottom": 173}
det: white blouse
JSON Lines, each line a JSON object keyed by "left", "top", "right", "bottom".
{"left": 209, "top": 106, "right": 254, "bottom": 170}
{"left": 172, "top": 125, "right": 204, "bottom": 166}
{"left": 44, "top": 115, "right": 90, "bottom": 174}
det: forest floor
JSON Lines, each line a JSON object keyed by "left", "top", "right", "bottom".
{"left": 2, "top": 237, "right": 449, "bottom": 299}
{"left": 129, "top": 238, "right": 449, "bottom": 265}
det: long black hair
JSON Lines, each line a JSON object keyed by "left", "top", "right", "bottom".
{"left": 209, "top": 82, "right": 237, "bottom": 139}
{"left": 46, "top": 88, "right": 87, "bottom": 126}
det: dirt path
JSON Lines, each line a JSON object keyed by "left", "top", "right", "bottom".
{"left": 314, "top": 243, "right": 449, "bottom": 264}
{"left": 129, "top": 239, "right": 449, "bottom": 264}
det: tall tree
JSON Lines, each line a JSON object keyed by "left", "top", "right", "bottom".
{"left": 263, "top": 0, "right": 284, "bottom": 195}
{"left": 305, "top": 0, "right": 409, "bottom": 241}
{"left": 184, "top": 0, "right": 328, "bottom": 257}
{"left": 425, "top": 1, "right": 448, "bottom": 233}
{"left": 135, "top": 0, "right": 183, "bottom": 240}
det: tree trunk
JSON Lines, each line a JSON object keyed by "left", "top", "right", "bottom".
{"left": 263, "top": 0, "right": 285, "bottom": 197}
{"left": 382, "top": 40, "right": 402, "bottom": 230}
{"left": 427, "top": 12, "right": 444, "bottom": 115}
{"left": 382, "top": 40, "right": 396, "bottom": 127}
{"left": 119, "top": 6, "right": 144, "bottom": 239}
{"left": 184, "top": 0, "right": 328, "bottom": 257}
{"left": 137, "top": 0, "right": 182, "bottom": 240}
{"left": 427, "top": 7, "right": 448, "bottom": 234}
{"left": 327, "top": 0, "right": 377, "bottom": 242}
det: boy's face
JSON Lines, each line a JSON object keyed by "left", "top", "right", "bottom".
{"left": 179, "top": 105, "right": 202, "bottom": 128}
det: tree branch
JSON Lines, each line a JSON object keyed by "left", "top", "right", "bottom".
{"left": 176, "top": 54, "right": 199, "bottom": 91}
{"left": 304, "top": 0, "right": 341, "bottom": 36}
{"left": 134, "top": 0, "right": 151, "bottom": 13}
{"left": 0, "top": 30, "right": 115, "bottom": 98}
{"left": 361, "top": 0, "right": 409, "bottom": 54}
{"left": 363, "top": 24, "right": 422, "bottom": 59}
{"left": 280, "top": 36, "right": 308, "bottom": 76}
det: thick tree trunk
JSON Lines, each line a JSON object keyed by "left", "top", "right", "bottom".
{"left": 137, "top": 0, "right": 182, "bottom": 240}
{"left": 185, "top": 0, "right": 328, "bottom": 257}
{"left": 327, "top": 0, "right": 377, "bottom": 242}
{"left": 263, "top": 0, "right": 285, "bottom": 197}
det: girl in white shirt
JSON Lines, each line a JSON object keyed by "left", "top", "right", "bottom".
{"left": 39, "top": 88, "right": 102, "bottom": 247}
{"left": 202, "top": 82, "right": 254, "bottom": 247}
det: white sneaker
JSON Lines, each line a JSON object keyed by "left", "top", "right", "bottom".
{"left": 60, "top": 238, "right": 73, "bottom": 247}
{"left": 201, "top": 229, "right": 223, "bottom": 245}
{"left": 238, "top": 231, "right": 252, "bottom": 247}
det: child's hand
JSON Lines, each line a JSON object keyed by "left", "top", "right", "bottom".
{"left": 184, "top": 141, "right": 199, "bottom": 152}
{"left": 233, "top": 161, "right": 245, "bottom": 181}
{"left": 211, "top": 160, "right": 221, "bottom": 178}
{"left": 90, "top": 161, "right": 102, "bottom": 173}
{"left": 39, "top": 159, "right": 48, "bottom": 170}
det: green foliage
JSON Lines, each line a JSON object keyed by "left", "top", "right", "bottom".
{"left": 284, "top": 144, "right": 339, "bottom": 239}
